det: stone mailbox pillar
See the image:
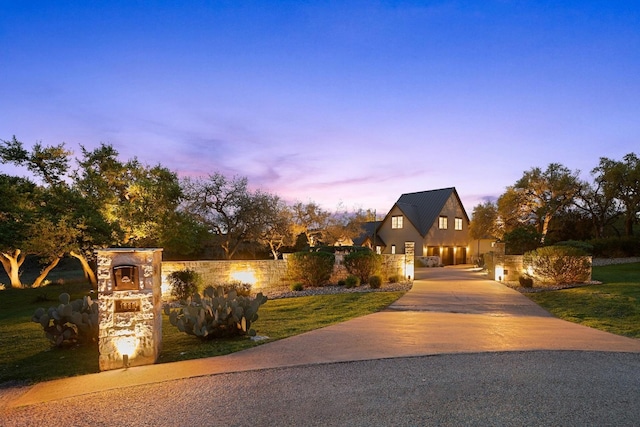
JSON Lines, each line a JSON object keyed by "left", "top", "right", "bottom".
{"left": 404, "top": 241, "right": 415, "bottom": 281}
{"left": 97, "top": 248, "right": 163, "bottom": 371}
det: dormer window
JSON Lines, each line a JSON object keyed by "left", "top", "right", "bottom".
{"left": 391, "top": 215, "right": 403, "bottom": 229}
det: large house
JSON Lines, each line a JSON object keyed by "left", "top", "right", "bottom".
{"left": 375, "top": 187, "right": 471, "bottom": 265}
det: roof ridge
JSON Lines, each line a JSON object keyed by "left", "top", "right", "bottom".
{"left": 399, "top": 187, "right": 454, "bottom": 197}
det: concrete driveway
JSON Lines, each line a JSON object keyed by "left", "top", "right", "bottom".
{"left": 5, "top": 266, "right": 640, "bottom": 414}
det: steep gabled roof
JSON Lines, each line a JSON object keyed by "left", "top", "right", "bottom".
{"left": 393, "top": 187, "right": 468, "bottom": 236}
{"left": 354, "top": 221, "right": 385, "bottom": 247}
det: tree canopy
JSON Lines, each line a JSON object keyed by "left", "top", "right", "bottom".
{"left": 472, "top": 154, "right": 640, "bottom": 254}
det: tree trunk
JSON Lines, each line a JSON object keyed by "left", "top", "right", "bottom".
{"left": 0, "top": 249, "right": 26, "bottom": 288}
{"left": 268, "top": 240, "right": 282, "bottom": 260}
{"left": 625, "top": 215, "right": 634, "bottom": 236}
{"left": 540, "top": 215, "right": 552, "bottom": 244}
{"left": 70, "top": 251, "right": 98, "bottom": 287}
{"left": 31, "top": 257, "right": 61, "bottom": 288}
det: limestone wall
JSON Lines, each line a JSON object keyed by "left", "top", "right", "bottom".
{"left": 592, "top": 257, "right": 640, "bottom": 266}
{"left": 485, "top": 250, "right": 593, "bottom": 284}
{"left": 162, "top": 259, "right": 289, "bottom": 296}
{"left": 162, "top": 254, "right": 409, "bottom": 298}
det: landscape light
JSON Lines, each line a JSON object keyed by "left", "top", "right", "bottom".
{"left": 114, "top": 336, "right": 138, "bottom": 369}
{"left": 230, "top": 269, "right": 257, "bottom": 286}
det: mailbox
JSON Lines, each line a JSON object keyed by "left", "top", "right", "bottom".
{"left": 113, "top": 265, "right": 139, "bottom": 290}
{"left": 97, "top": 248, "right": 163, "bottom": 371}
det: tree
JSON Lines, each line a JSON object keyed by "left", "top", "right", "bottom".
{"left": 158, "top": 211, "right": 210, "bottom": 259}
{"left": 291, "top": 202, "right": 331, "bottom": 247}
{"left": 574, "top": 178, "right": 620, "bottom": 239}
{"left": 257, "top": 199, "right": 295, "bottom": 259}
{"left": 510, "top": 163, "right": 582, "bottom": 243}
{"left": 469, "top": 201, "right": 499, "bottom": 241}
{"left": 0, "top": 137, "right": 73, "bottom": 287}
{"left": 497, "top": 187, "right": 530, "bottom": 237}
{"left": 0, "top": 174, "right": 38, "bottom": 288}
{"left": 502, "top": 226, "right": 542, "bottom": 255}
{"left": 593, "top": 153, "right": 640, "bottom": 236}
{"left": 23, "top": 217, "right": 80, "bottom": 287}
{"left": 181, "top": 173, "right": 278, "bottom": 259}
{"left": 0, "top": 136, "right": 70, "bottom": 187}
{"left": 323, "top": 207, "right": 368, "bottom": 246}
{"left": 74, "top": 143, "right": 182, "bottom": 247}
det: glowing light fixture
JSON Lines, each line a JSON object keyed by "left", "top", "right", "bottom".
{"left": 230, "top": 269, "right": 257, "bottom": 285}
{"left": 115, "top": 336, "right": 138, "bottom": 369}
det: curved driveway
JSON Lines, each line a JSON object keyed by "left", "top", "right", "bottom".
{"left": 4, "top": 266, "right": 640, "bottom": 425}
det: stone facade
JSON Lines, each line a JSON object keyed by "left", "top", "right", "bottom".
{"left": 97, "top": 249, "right": 163, "bottom": 371}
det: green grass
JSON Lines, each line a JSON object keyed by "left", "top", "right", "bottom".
{"left": 0, "top": 280, "right": 404, "bottom": 385}
{"left": 0, "top": 282, "right": 100, "bottom": 385}
{"left": 526, "top": 263, "right": 640, "bottom": 338}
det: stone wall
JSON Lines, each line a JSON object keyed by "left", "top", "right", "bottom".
{"left": 162, "top": 254, "right": 409, "bottom": 299}
{"left": 485, "top": 249, "right": 593, "bottom": 284}
{"left": 592, "top": 257, "right": 640, "bottom": 266}
{"left": 162, "top": 259, "right": 289, "bottom": 297}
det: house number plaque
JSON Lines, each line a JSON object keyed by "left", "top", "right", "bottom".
{"left": 114, "top": 299, "right": 141, "bottom": 313}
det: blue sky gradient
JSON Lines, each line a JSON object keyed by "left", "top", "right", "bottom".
{"left": 1, "top": 1, "right": 639, "bottom": 214}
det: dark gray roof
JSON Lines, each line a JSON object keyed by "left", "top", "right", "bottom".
{"left": 354, "top": 221, "right": 385, "bottom": 246}
{"left": 394, "top": 187, "right": 467, "bottom": 236}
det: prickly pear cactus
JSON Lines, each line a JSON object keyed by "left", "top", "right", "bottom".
{"left": 166, "top": 285, "right": 267, "bottom": 340}
{"left": 32, "top": 293, "right": 99, "bottom": 348}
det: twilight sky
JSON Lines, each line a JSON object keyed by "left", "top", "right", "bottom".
{"left": 1, "top": 1, "right": 639, "bottom": 216}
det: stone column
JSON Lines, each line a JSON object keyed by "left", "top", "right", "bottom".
{"left": 404, "top": 241, "right": 415, "bottom": 281}
{"left": 97, "top": 248, "right": 163, "bottom": 371}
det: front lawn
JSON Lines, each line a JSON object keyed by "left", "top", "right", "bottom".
{"left": 526, "top": 263, "right": 640, "bottom": 338}
{"left": 0, "top": 282, "right": 404, "bottom": 385}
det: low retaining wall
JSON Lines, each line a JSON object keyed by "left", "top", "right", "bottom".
{"left": 162, "top": 254, "right": 409, "bottom": 299}
{"left": 485, "top": 251, "right": 593, "bottom": 284}
{"left": 592, "top": 257, "right": 640, "bottom": 266}
{"left": 162, "top": 260, "right": 288, "bottom": 298}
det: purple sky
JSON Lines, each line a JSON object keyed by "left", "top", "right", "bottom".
{"left": 1, "top": 1, "right": 639, "bottom": 216}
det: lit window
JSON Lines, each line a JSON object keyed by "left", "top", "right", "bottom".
{"left": 438, "top": 216, "right": 448, "bottom": 229}
{"left": 455, "top": 217, "right": 463, "bottom": 230}
{"left": 391, "top": 215, "right": 403, "bottom": 229}
{"left": 391, "top": 245, "right": 396, "bottom": 254}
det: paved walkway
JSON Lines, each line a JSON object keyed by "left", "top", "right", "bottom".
{"left": 7, "top": 266, "right": 640, "bottom": 408}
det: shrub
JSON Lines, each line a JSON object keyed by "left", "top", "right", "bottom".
{"left": 337, "top": 279, "right": 346, "bottom": 287}
{"left": 168, "top": 269, "right": 202, "bottom": 301}
{"left": 32, "top": 293, "right": 99, "bottom": 348}
{"left": 503, "top": 226, "right": 542, "bottom": 255}
{"left": 368, "top": 275, "right": 382, "bottom": 289}
{"left": 291, "top": 283, "right": 304, "bottom": 292}
{"left": 589, "top": 236, "right": 640, "bottom": 258}
{"left": 518, "top": 275, "right": 534, "bottom": 288}
{"left": 315, "top": 246, "right": 370, "bottom": 254}
{"left": 343, "top": 250, "right": 381, "bottom": 283}
{"left": 524, "top": 246, "right": 591, "bottom": 286}
{"left": 556, "top": 240, "right": 594, "bottom": 254}
{"left": 165, "top": 285, "right": 268, "bottom": 339}
{"left": 224, "top": 281, "right": 252, "bottom": 297}
{"left": 388, "top": 275, "right": 399, "bottom": 284}
{"left": 287, "top": 251, "right": 335, "bottom": 287}
{"left": 344, "top": 275, "right": 360, "bottom": 288}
